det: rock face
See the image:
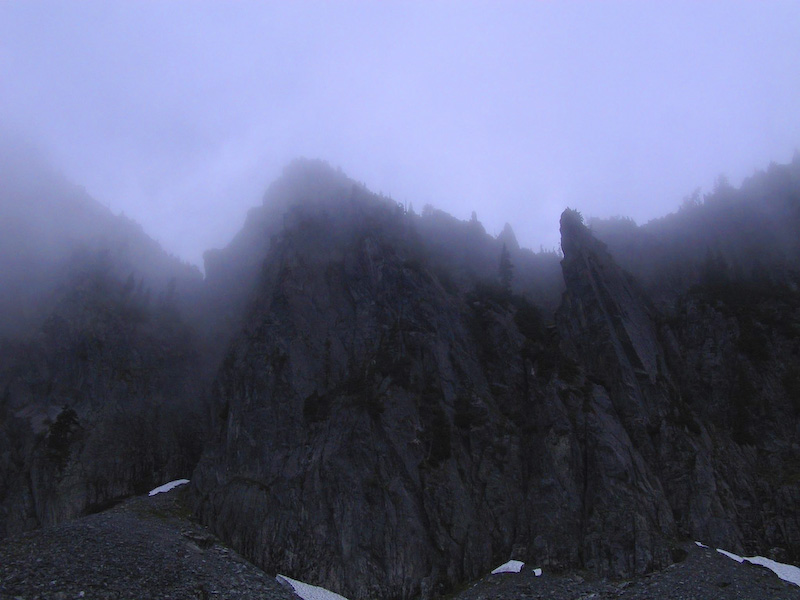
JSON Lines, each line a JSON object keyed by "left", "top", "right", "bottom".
{"left": 556, "top": 208, "right": 800, "bottom": 572}
{"left": 556, "top": 210, "right": 724, "bottom": 572}
{"left": 193, "top": 166, "right": 539, "bottom": 599}
{"left": 0, "top": 254, "right": 207, "bottom": 538}
{"left": 2, "top": 151, "right": 800, "bottom": 600}
{"left": 193, "top": 168, "right": 800, "bottom": 600}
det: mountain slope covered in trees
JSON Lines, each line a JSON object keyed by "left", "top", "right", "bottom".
{"left": 0, "top": 142, "right": 207, "bottom": 537}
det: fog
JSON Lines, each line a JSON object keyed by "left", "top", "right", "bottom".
{"left": 1, "top": 1, "right": 799, "bottom": 267}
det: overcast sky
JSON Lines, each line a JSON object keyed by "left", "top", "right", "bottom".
{"left": 2, "top": 1, "right": 799, "bottom": 267}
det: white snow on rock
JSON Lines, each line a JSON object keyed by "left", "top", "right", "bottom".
{"left": 148, "top": 479, "right": 190, "bottom": 497}
{"left": 745, "top": 556, "right": 800, "bottom": 587}
{"left": 276, "top": 575, "right": 351, "bottom": 600}
{"left": 694, "top": 541, "right": 708, "bottom": 548}
{"left": 716, "top": 548, "right": 744, "bottom": 562}
{"left": 533, "top": 568, "right": 542, "bottom": 577}
{"left": 491, "top": 560, "right": 524, "bottom": 574}
{"left": 716, "top": 547, "right": 800, "bottom": 587}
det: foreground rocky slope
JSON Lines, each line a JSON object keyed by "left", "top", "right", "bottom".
{"left": 455, "top": 546, "right": 800, "bottom": 600}
{"left": 1, "top": 486, "right": 797, "bottom": 600}
{"left": 0, "top": 486, "right": 298, "bottom": 600}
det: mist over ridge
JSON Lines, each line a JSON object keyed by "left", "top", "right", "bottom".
{"left": 2, "top": 2, "right": 799, "bottom": 266}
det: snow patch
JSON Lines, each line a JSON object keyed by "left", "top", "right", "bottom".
{"left": 694, "top": 541, "right": 708, "bottom": 548}
{"left": 148, "top": 479, "right": 189, "bottom": 496}
{"left": 716, "top": 548, "right": 744, "bottom": 562}
{"left": 745, "top": 556, "right": 800, "bottom": 587}
{"left": 276, "top": 575, "right": 351, "bottom": 600}
{"left": 533, "top": 568, "right": 542, "bottom": 577}
{"left": 716, "top": 548, "right": 800, "bottom": 587}
{"left": 491, "top": 560, "right": 524, "bottom": 574}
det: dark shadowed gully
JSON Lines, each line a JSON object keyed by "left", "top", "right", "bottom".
{"left": 2, "top": 153, "right": 800, "bottom": 599}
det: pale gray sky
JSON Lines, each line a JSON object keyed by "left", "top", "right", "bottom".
{"left": 2, "top": 1, "right": 799, "bottom": 266}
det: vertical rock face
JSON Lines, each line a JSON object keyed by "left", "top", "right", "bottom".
{"left": 559, "top": 209, "right": 665, "bottom": 386}
{"left": 556, "top": 210, "right": 712, "bottom": 572}
{"left": 4, "top": 152, "right": 799, "bottom": 600}
{"left": 555, "top": 209, "right": 800, "bottom": 570}
{"left": 193, "top": 174, "right": 535, "bottom": 599}
{"left": 192, "top": 162, "right": 600, "bottom": 600}
{"left": 187, "top": 176, "right": 603, "bottom": 598}
{"left": 192, "top": 171, "right": 800, "bottom": 600}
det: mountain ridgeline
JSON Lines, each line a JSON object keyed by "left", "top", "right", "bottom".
{"left": 1, "top": 152, "right": 800, "bottom": 600}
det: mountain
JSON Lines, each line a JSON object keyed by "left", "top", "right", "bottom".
{"left": 1, "top": 150, "right": 799, "bottom": 599}
{"left": 0, "top": 140, "right": 207, "bottom": 538}
{"left": 0, "top": 136, "right": 204, "bottom": 339}
{"left": 587, "top": 155, "right": 800, "bottom": 304}
{"left": 191, "top": 159, "right": 800, "bottom": 599}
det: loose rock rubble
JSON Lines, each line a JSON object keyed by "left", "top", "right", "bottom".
{"left": 453, "top": 544, "right": 800, "bottom": 600}
{"left": 2, "top": 486, "right": 798, "bottom": 600}
{"left": 0, "top": 488, "right": 297, "bottom": 600}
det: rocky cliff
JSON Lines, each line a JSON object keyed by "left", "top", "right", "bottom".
{"left": 2, "top": 153, "right": 799, "bottom": 600}
{"left": 553, "top": 208, "right": 798, "bottom": 574}
{"left": 193, "top": 165, "right": 541, "bottom": 599}
{"left": 191, "top": 165, "right": 800, "bottom": 600}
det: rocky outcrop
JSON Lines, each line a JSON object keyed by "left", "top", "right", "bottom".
{"left": 193, "top": 176, "right": 537, "bottom": 599}
{"left": 201, "top": 160, "right": 363, "bottom": 355}
{"left": 3, "top": 152, "right": 799, "bottom": 600}
{"left": 555, "top": 208, "right": 800, "bottom": 567}
{"left": 556, "top": 209, "right": 726, "bottom": 570}
{"left": 187, "top": 173, "right": 627, "bottom": 598}
{"left": 193, "top": 181, "right": 800, "bottom": 599}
